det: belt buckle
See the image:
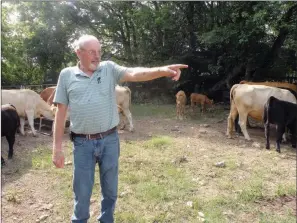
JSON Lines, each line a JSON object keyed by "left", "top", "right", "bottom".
{"left": 86, "top": 134, "right": 91, "bottom": 140}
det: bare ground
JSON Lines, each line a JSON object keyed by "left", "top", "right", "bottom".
{"left": 1, "top": 108, "right": 296, "bottom": 222}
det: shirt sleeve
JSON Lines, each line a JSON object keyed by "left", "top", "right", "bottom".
{"left": 108, "top": 61, "right": 128, "bottom": 85}
{"left": 53, "top": 69, "right": 69, "bottom": 106}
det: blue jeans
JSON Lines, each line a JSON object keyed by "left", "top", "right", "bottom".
{"left": 71, "top": 131, "right": 120, "bottom": 223}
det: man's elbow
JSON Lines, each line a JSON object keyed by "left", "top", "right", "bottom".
{"left": 121, "top": 72, "right": 136, "bottom": 82}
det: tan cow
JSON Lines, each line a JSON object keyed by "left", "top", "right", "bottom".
{"left": 226, "top": 84, "right": 297, "bottom": 140}
{"left": 2, "top": 89, "right": 55, "bottom": 136}
{"left": 190, "top": 93, "right": 214, "bottom": 113}
{"left": 239, "top": 80, "right": 297, "bottom": 93}
{"left": 116, "top": 85, "right": 134, "bottom": 132}
{"left": 175, "top": 90, "right": 187, "bottom": 120}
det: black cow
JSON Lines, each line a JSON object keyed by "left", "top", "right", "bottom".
{"left": 1, "top": 104, "right": 20, "bottom": 165}
{"left": 263, "top": 96, "right": 297, "bottom": 153}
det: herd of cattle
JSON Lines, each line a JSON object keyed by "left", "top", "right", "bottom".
{"left": 2, "top": 80, "right": 297, "bottom": 165}
{"left": 175, "top": 80, "right": 297, "bottom": 153}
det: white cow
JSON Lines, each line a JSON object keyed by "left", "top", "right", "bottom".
{"left": 226, "top": 84, "right": 297, "bottom": 140}
{"left": 2, "top": 89, "right": 55, "bottom": 136}
{"left": 116, "top": 85, "right": 134, "bottom": 132}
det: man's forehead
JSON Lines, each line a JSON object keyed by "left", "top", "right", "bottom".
{"left": 82, "top": 39, "right": 101, "bottom": 49}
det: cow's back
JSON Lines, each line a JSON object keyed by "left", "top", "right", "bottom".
{"left": 239, "top": 80, "right": 297, "bottom": 93}
{"left": 190, "top": 93, "right": 205, "bottom": 103}
{"left": 2, "top": 89, "right": 43, "bottom": 117}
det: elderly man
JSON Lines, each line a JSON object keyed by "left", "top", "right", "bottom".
{"left": 52, "top": 35, "right": 188, "bottom": 223}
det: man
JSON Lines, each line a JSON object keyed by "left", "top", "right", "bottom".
{"left": 52, "top": 34, "right": 188, "bottom": 223}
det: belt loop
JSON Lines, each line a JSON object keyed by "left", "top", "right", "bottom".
{"left": 99, "top": 133, "right": 103, "bottom": 139}
{"left": 87, "top": 134, "right": 91, "bottom": 140}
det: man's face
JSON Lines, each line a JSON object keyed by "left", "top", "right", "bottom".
{"left": 77, "top": 39, "right": 101, "bottom": 72}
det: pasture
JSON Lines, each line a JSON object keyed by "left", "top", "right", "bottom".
{"left": 1, "top": 104, "right": 296, "bottom": 223}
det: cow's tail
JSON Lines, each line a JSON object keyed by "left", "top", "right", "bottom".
{"left": 263, "top": 96, "right": 275, "bottom": 124}
{"left": 229, "top": 84, "right": 240, "bottom": 104}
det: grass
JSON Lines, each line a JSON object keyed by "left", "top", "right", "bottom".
{"left": 2, "top": 104, "right": 296, "bottom": 223}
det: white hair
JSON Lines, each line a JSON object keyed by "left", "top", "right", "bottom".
{"left": 72, "top": 35, "right": 100, "bottom": 51}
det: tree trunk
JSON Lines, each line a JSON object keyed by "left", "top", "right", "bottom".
{"left": 207, "top": 63, "right": 246, "bottom": 94}
{"left": 252, "top": 3, "right": 297, "bottom": 80}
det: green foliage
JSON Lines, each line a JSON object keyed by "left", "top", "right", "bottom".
{"left": 2, "top": 1, "right": 297, "bottom": 88}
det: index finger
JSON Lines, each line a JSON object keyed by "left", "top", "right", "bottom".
{"left": 170, "top": 64, "right": 189, "bottom": 69}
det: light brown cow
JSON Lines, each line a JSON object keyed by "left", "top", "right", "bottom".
{"left": 2, "top": 89, "right": 55, "bottom": 136}
{"left": 239, "top": 80, "right": 297, "bottom": 93}
{"left": 175, "top": 90, "right": 187, "bottom": 120}
{"left": 190, "top": 93, "right": 214, "bottom": 113}
{"left": 116, "top": 85, "right": 134, "bottom": 132}
{"left": 40, "top": 86, "right": 56, "bottom": 105}
{"left": 226, "top": 84, "right": 297, "bottom": 141}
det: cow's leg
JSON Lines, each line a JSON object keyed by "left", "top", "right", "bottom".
{"left": 25, "top": 109, "right": 37, "bottom": 136}
{"left": 234, "top": 115, "right": 243, "bottom": 134}
{"left": 176, "top": 104, "right": 179, "bottom": 119}
{"left": 190, "top": 101, "right": 195, "bottom": 112}
{"left": 180, "top": 105, "right": 184, "bottom": 120}
{"left": 6, "top": 134, "right": 15, "bottom": 159}
{"left": 287, "top": 121, "right": 296, "bottom": 149}
{"left": 238, "top": 111, "right": 251, "bottom": 141}
{"left": 264, "top": 122, "right": 270, "bottom": 150}
{"left": 226, "top": 103, "right": 238, "bottom": 138}
{"left": 1, "top": 156, "right": 5, "bottom": 166}
{"left": 276, "top": 124, "right": 285, "bottom": 153}
{"left": 122, "top": 109, "right": 134, "bottom": 132}
{"left": 20, "top": 117, "right": 26, "bottom": 135}
{"left": 118, "top": 112, "right": 126, "bottom": 130}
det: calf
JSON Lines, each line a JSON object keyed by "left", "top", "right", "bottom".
{"left": 190, "top": 93, "right": 213, "bottom": 113}
{"left": 263, "top": 96, "right": 297, "bottom": 153}
{"left": 176, "top": 90, "right": 187, "bottom": 120}
{"left": 1, "top": 104, "right": 20, "bottom": 165}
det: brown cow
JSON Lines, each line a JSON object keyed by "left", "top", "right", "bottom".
{"left": 190, "top": 93, "right": 214, "bottom": 113}
{"left": 40, "top": 86, "right": 56, "bottom": 105}
{"left": 175, "top": 90, "right": 187, "bottom": 120}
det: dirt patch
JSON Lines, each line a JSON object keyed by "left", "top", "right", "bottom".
{"left": 257, "top": 195, "right": 296, "bottom": 216}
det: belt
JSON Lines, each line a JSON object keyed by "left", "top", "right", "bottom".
{"left": 72, "top": 127, "right": 117, "bottom": 140}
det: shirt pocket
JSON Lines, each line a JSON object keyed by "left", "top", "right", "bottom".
{"left": 96, "top": 75, "right": 111, "bottom": 97}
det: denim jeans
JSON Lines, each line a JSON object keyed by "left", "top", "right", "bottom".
{"left": 71, "top": 131, "right": 120, "bottom": 223}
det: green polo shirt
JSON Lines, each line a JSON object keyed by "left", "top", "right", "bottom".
{"left": 53, "top": 60, "right": 127, "bottom": 134}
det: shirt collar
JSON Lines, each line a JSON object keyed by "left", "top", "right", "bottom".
{"left": 74, "top": 61, "right": 102, "bottom": 77}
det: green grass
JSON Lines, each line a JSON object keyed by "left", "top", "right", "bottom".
{"left": 31, "top": 146, "right": 53, "bottom": 169}
{"left": 131, "top": 103, "right": 176, "bottom": 118}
